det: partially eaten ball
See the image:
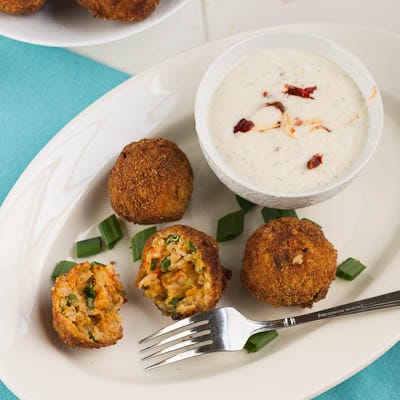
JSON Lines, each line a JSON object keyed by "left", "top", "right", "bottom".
{"left": 135, "top": 225, "right": 230, "bottom": 319}
{"left": 51, "top": 262, "right": 126, "bottom": 348}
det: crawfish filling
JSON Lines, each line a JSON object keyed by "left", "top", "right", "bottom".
{"left": 137, "top": 234, "right": 214, "bottom": 318}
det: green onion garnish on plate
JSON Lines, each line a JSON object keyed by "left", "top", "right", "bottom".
{"left": 244, "top": 330, "right": 278, "bottom": 353}
{"left": 279, "top": 209, "right": 298, "bottom": 218}
{"left": 336, "top": 257, "right": 366, "bottom": 281}
{"left": 236, "top": 195, "right": 256, "bottom": 213}
{"left": 51, "top": 260, "right": 77, "bottom": 281}
{"left": 98, "top": 214, "right": 123, "bottom": 249}
{"left": 76, "top": 237, "right": 102, "bottom": 257}
{"left": 216, "top": 209, "right": 245, "bottom": 242}
{"left": 261, "top": 207, "right": 298, "bottom": 223}
{"left": 131, "top": 226, "right": 157, "bottom": 261}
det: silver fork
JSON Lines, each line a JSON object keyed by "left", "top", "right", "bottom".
{"left": 139, "top": 290, "right": 400, "bottom": 370}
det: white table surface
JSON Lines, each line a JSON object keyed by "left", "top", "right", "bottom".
{"left": 71, "top": 0, "right": 400, "bottom": 74}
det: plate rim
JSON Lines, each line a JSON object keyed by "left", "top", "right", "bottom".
{"left": 0, "top": 0, "right": 190, "bottom": 47}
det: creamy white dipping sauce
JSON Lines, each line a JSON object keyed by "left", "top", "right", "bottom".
{"left": 210, "top": 48, "right": 369, "bottom": 193}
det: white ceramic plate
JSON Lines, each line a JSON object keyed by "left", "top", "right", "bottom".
{"left": 1, "top": 24, "right": 399, "bottom": 400}
{"left": 0, "top": 0, "right": 189, "bottom": 47}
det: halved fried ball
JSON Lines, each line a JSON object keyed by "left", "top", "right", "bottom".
{"left": 241, "top": 218, "right": 337, "bottom": 308}
{"left": 108, "top": 138, "right": 193, "bottom": 225}
{"left": 135, "top": 225, "right": 230, "bottom": 319}
{"left": 0, "top": 0, "right": 46, "bottom": 14}
{"left": 51, "top": 262, "right": 126, "bottom": 348}
{"left": 77, "top": 0, "right": 159, "bottom": 22}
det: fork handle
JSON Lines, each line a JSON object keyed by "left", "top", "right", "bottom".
{"left": 257, "top": 290, "right": 400, "bottom": 331}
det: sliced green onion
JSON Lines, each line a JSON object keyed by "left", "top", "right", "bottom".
{"left": 236, "top": 195, "right": 256, "bottom": 213}
{"left": 166, "top": 234, "right": 180, "bottom": 244}
{"left": 261, "top": 207, "right": 298, "bottom": 223}
{"left": 302, "top": 218, "right": 322, "bottom": 228}
{"left": 150, "top": 258, "right": 159, "bottom": 272}
{"left": 280, "top": 209, "right": 298, "bottom": 218}
{"left": 261, "top": 207, "right": 281, "bottom": 222}
{"left": 244, "top": 330, "right": 278, "bottom": 353}
{"left": 84, "top": 283, "right": 95, "bottom": 298}
{"left": 52, "top": 260, "right": 77, "bottom": 281}
{"left": 76, "top": 237, "right": 102, "bottom": 258}
{"left": 88, "top": 331, "right": 98, "bottom": 343}
{"left": 91, "top": 261, "right": 105, "bottom": 267}
{"left": 336, "top": 257, "right": 366, "bottom": 281}
{"left": 161, "top": 258, "right": 171, "bottom": 272}
{"left": 99, "top": 214, "right": 123, "bottom": 250}
{"left": 168, "top": 297, "right": 183, "bottom": 307}
{"left": 188, "top": 240, "right": 197, "bottom": 253}
{"left": 86, "top": 297, "right": 95, "bottom": 310}
{"left": 66, "top": 293, "right": 78, "bottom": 306}
{"left": 131, "top": 226, "right": 157, "bottom": 261}
{"left": 216, "top": 209, "right": 245, "bottom": 242}
{"left": 84, "top": 283, "right": 96, "bottom": 310}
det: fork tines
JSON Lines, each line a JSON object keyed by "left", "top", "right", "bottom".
{"left": 139, "top": 311, "right": 213, "bottom": 370}
{"left": 143, "top": 342, "right": 214, "bottom": 370}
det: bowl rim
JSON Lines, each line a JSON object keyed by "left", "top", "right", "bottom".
{"left": 194, "top": 30, "right": 384, "bottom": 199}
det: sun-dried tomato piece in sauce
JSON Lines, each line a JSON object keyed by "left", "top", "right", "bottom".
{"left": 283, "top": 84, "right": 317, "bottom": 99}
{"left": 233, "top": 118, "right": 255, "bottom": 133}
{"left": 307, "top": 154, "right": 323, "bottom": 169}
{"left": 265, "top": 101, "right": 286, "bottom": 113}
{"left": 263, "top": 91, "right": 269, "bottom": 97}
{"left": 293, "top": 117, "right": 303, "bottom": 126}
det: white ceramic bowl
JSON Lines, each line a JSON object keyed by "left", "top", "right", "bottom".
{"left": 195, "top": 31, "right": 383, "bottom": 209}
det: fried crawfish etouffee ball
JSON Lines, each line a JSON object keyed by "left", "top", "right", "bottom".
{"left": 241, "top": 218, "right": 337, "bottom": 308}
{"left": 51, "top": 262, "right": 126, "bottom": 348}
{"left": 135, "top": 225, "right": 231, "bottom": 319}
{"left": 108, "top": 138, "right": 193, "bottom": 225}
{"left": 0, "top": 0, "right": 46, "bottom": 14}
{"left": 76, "top": 0, "right": 159, "bottom": 22}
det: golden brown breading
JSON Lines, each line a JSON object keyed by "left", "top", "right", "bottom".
{"left": 135, "top": 225, "right": 230, "bottom": 319}
{"left": 51, "top": 262, "right": 126, "bottom": 348}
{"left": 0, "top": 0, "right": 45, "bottom": 14}
{"left": 241, "top": 218, "right": 337, "bottom": 308}
{"left": 76, "top": 0, "right": 159, "bottom": 22}
{"left": 108, "top": 138, "right": 193, "bottom": 225}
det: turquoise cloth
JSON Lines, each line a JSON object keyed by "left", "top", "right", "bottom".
{"left": 0, "top": 35, "right": 130, "bottom": 204}
{"left": 0, "top": 35, "right": 398, "bottom": 399}
{"left": 317, "top": 342, "right": 400, "bottom": 399}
